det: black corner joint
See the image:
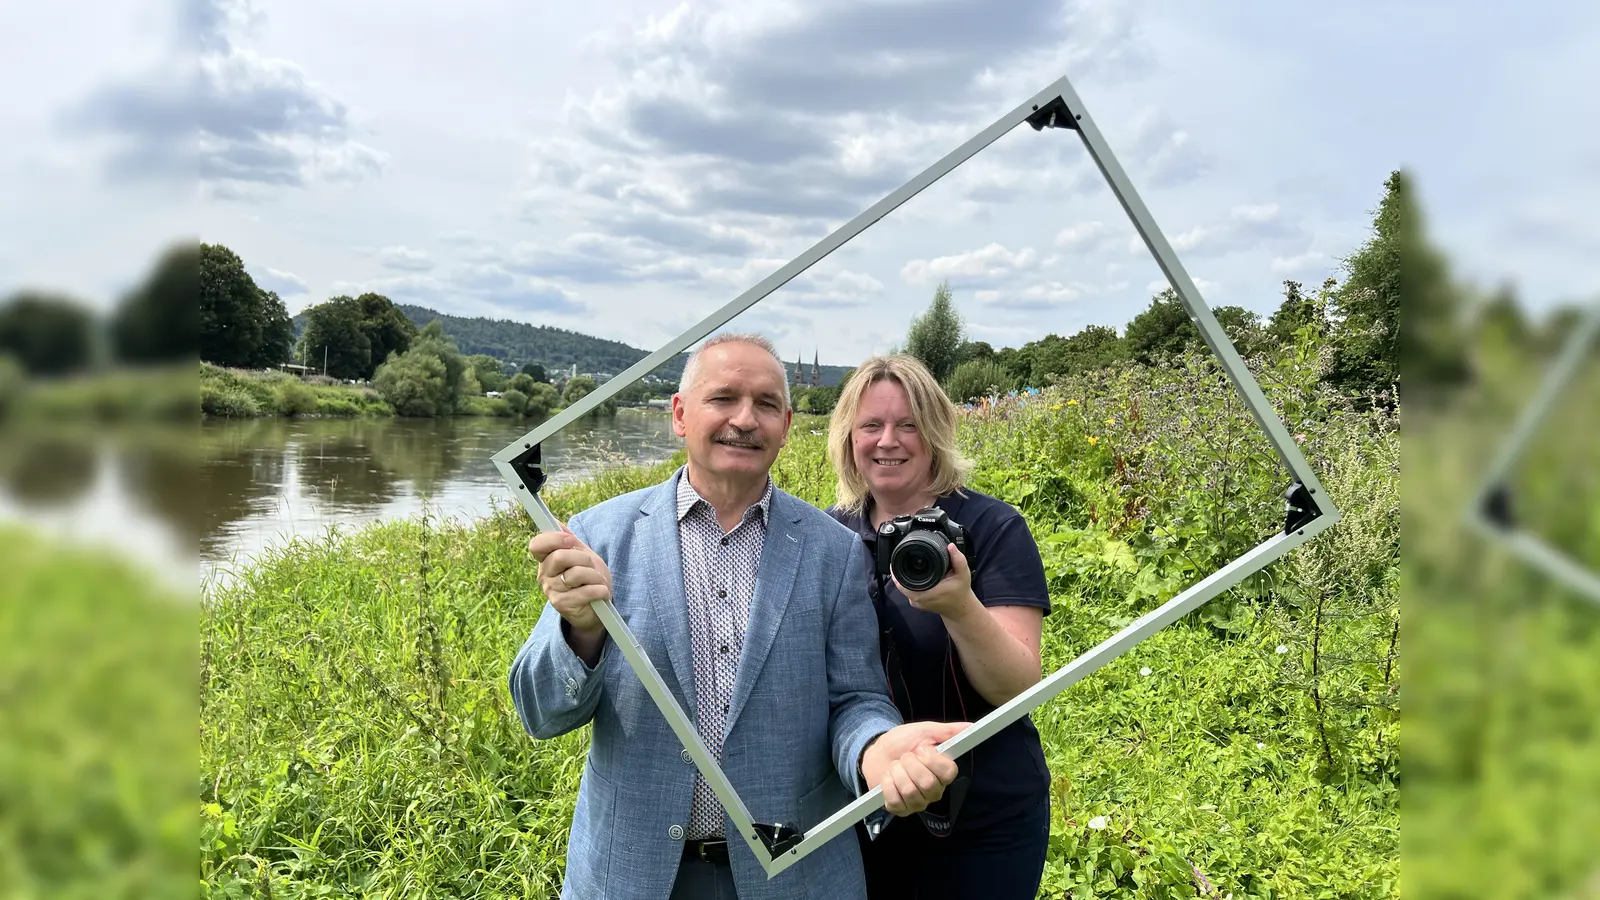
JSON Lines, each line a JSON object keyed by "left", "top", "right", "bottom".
{"left": 1481, "top": 483, "right": 1514, "bottom": 530}
{"left": 1283, "top": 481, "right": 1324, "bottom": 534}
{"left": 510, "top": 441, "right": 549, "bottom": 496}
{"left": 1026, "top": 96, "right": 1078, "bottom": 132}
{"left": 754, "top": 822, "right": 804, "bottom": 856}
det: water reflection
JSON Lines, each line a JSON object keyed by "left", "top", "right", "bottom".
{"left": 0, "top": 412, "right": 685, "bottom": 592}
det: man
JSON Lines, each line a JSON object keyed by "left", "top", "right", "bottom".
{"left": 511, "top": 332, "right": 965, "bottom": 900}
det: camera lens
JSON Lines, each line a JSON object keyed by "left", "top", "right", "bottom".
{"left": 892, "top": 531, "right": 949, "bottom": 592}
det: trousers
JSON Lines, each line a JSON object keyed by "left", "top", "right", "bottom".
{"left": 858, "top": 795, "right": 1051, "bottom": 900}
{"left": 669, "top": 853, "right": 739, "bottom": 899}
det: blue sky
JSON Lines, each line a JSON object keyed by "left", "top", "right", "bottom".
{"left": 2, "top": 0, "right": 1597, "bottom": 365}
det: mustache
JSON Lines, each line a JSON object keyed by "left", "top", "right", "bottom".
{"left": 713, "top": 429, "right": 766, "bottom": 448}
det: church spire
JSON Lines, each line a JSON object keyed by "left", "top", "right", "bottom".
{"left": 810, "top": 349, "right": 820, "bottom": 387}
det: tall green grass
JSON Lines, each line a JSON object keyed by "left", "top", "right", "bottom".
{"left": 0, "top": 526, "right": 194, "bottom": 900}
{"left": 201, "top": 363, "right": 393, "bottom": 419}
{"left": 200, "top": 346, "right": 1400, "bottom": 898}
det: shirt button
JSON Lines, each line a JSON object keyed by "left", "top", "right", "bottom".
{"left": 717, "top": 589, "right": 727, "bottom": 599}
{"left": 668, "top": 824, "right": 685, "bottom": 841}
{"left": 720, "top": 537, "right": 729, "bottom": 546}
{"left": 719, "top": 645, "right": 728, "bottom": 654}
{"left": 681, "top": 748, "right": 693, "bottom": 764}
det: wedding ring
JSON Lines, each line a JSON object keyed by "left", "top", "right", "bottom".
{"left": 559, "top": 572, "right": 571, "bottom": 589}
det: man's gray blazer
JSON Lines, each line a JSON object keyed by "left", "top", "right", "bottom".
{"left": 509, "top": 475, "right": 904, "bottom": 900}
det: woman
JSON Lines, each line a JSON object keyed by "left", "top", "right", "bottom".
{"left": 825, "top": 354, "right": 1052, "bottom": 900}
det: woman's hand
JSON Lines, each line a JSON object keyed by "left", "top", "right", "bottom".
{"left": 895, "top": 543, "right": 982, "bottom": 621}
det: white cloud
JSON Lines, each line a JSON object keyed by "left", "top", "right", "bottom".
{"left": 61, "top": 0, "right": 387, "bottom": 199}
{"left": 1168, "top": 203, "right": 1306, "bottom": 256}
{"left": 378, "top": 246, "right": 434, "bottom": 272}
{"left": 1147, "top": 277, "right": 1222, "bottom": 297}
{"left": 1270, "top": 251, "right": 1331, "bottom": 276}
{"left": 901, "top": 243, "right": 1038, "bottom": 286}
{"left": 329, "top": 266, "right": 584, "bottom": 318}
{"left": 255, "top": 266, "right": 308, "bottom": 297}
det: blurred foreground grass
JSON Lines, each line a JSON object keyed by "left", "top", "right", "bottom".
{"left": 0, "top": 525, "right": 194, "bottom": 899}
{"left": 1403, "top": 338, "right": 1600, "bottom": 897}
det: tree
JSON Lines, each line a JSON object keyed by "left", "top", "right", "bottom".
{"left": 1326, "top": 170, "right": 1403, "bottom": 395}
{"left": 562, "top": 374, "right": 597, "bottom": 406}
{"left": 112, "top": 241, "right": 199, "bottom": 363}
{"left": 1125, "top": 289, "right": 1197, "bottom": 365}
{"left": 523, "top": 381, "right": 560, "bottom": 417}
{"left": 905, "top": 280, "right": 966, "bottom": 383}
{"left": 1392, "top": 168, "right": 1471, "bottom": 399}
{"left": 0, "top": 292, "right": 97, "bottom": 376}
{"left": 411, "top": 321, "right": 470, "bottom": 411}
{"left": 371, "top": 321, "right": 474, "bottom": 416}
{"left": 561, "top": 374, "right": 616, "bottom": 415}
{"left": 946, "top": 359, "right": 1014, "bottom": 403}
{"left": 520, "top": 362, "right": 548, "bottom": 382}
{"left": 355, "top": 292, "right": 417, "bottom": 374}
{"left": 508, "top": 372, "right": 537, "bottom": 395}
{"left": 1268, "top": 279, "right": 1331, "bottom": 348}
{"left": 297, "top": 296, "right": 371, "bottom": 380}
{"left": 956, "top": 340, "right": 995, "bottom": 365}
{"left": 466, "top": 354, "right": 507, "bottom": 392}
{"left": 373, "top": 350, "right": 449, "bottom": 416}
{"left": 993, "top": 347, "right": 1030, "bottom": 387}
{"left": 1025, "top": 325, "right": 1129, "bottom": 383}
{"left": 500, "top": 388, "right": 528, "bottom": 416}
{"left": 1211, "top": 305, "right": 1272, "bottom": 358}
{"left": 200, "top": 243, "right": 291, "bottom": 368}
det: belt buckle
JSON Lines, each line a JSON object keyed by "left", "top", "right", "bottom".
{"left": 697, "top": 839, "right": 727, "bottom": 861}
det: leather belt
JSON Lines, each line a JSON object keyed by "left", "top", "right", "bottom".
{"left": 683, "top": 838, "right": 729, "bottom": 864}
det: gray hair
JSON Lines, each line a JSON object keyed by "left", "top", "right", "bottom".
{"left": 678, "top": 331, "right": 791, "bottom": 408}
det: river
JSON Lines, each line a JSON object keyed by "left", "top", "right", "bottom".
{"left": 0, "top": 411, "right": 685, "bottom": 594}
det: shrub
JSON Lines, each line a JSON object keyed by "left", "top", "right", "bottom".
{"left": 946, "top": 358, "right": 1013, "bottom": 403}
{"left": 500, "top": 388, "right": 528, "bottom": 416}
{"left": 0, "top": 354, "right": 27, "bottom": 418}
{"left": 200, "top": 383, "right": 262, "bottom": 418}
{"left": 273, "top": 379, "right": 318, "bottom": 416}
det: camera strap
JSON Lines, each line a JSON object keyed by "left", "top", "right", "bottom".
{"left": 869, "top": 560, "right": 977, "bottom": 838}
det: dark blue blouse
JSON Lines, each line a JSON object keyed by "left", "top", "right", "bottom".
{"left": 828, "top": 486, "right": 1052, "bottom": 832}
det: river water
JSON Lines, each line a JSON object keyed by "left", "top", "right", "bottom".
{"left": 0, "top": 412, "right": 684, "bottom": 593}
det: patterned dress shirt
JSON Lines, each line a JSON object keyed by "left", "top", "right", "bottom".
{"left": 675, "top": 465, "right": 773, "bottom": 840}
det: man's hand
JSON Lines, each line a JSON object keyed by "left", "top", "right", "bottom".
{"left": 528, "top": 524, "right": 614, "bottom": 654}
{"left": 861, "top": 720, "right": 968, "bottom": 816}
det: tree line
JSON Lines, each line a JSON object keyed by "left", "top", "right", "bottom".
{"left": 0, "top": 242, "right": 197, "bottom": 381}
{"left": 903, "top": 171, "right": 1411, "bottom": 405}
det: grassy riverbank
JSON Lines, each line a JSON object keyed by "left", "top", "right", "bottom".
{"left": 0, "top": 362, "right": 196, "bottom": 421}
{"left": 0, "top": 525, "right": 193, "bottom": 899}
{"left": 201, "top": 363, "right": 394, "bottom": 418}
{"left": 201, "top": 342, "right": 1403, "bottom": 898}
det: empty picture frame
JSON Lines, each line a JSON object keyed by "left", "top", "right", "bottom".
{"left": 493, "top": 71, "right": 1344, "bottom": 878}
{"left": 1466, "top": 300, "right": 1600, "bottom": 606}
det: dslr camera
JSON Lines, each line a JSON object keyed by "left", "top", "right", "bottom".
{"left": 875, "top": 507, "right": 973, "bottom": 592}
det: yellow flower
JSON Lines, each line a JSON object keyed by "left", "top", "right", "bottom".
{"left": 1051, "top": 402, "right": 1063, "bottom": 410}
{"left": 1087, "top": 436, "right": 1099, "bottom": 446}
{"left": 1105, "top": 417, "right": 1115, "bottom": 426}
{"left": 1067, "top": 398, "right": 1078, "bottom": 405}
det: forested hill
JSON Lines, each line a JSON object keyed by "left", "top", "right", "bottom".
{"left": 295, "top": 302, "right": 855, "bottom": 384}
{"left": 395, "top": 305, "right": 683, "bottom": 379}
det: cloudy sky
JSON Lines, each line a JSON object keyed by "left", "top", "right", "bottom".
{"left": 3, "top": 0, "right": 1598, "bottom": 365}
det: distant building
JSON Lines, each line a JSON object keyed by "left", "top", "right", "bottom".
{"left": 810, "top": 350, "right": 820, "bottom": 387}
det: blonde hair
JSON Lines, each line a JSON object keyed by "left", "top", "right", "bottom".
{"left": 828, "top": 354, "right": 973, "bottom": 516}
